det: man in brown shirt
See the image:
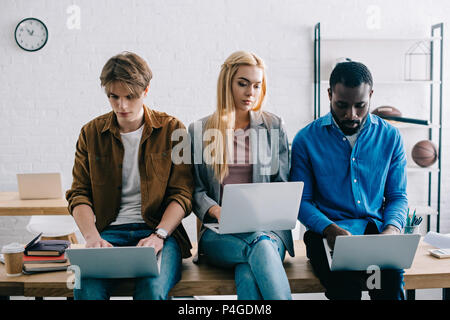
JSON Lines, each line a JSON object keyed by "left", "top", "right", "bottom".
{"left": 66, "top": 52, "right": 193, "bottom": 300}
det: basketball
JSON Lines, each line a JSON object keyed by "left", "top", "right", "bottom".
{"left": 411, "top": 140, "right": 438, "bottom": 167}
{"left": 371, "top": 106, "right": 402, "bottom": 118}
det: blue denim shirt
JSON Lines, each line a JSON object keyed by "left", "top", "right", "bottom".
{"left": 289, "top": 113, "right": 408, "bottom": 235}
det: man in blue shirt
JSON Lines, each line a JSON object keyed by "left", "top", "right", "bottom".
{"left": 290, "top": 61, "right": 407, "bottom": 300}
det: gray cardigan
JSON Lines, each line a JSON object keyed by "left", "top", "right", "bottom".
{"left": 188, "top": 110, "right": 294, "bottom": 257}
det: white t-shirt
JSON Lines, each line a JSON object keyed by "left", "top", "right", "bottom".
{"left": 332, "top": 116, "right": 367, "bottom": 149}
{"left": 110, "top": 125, "right": 146, "bottom": 225}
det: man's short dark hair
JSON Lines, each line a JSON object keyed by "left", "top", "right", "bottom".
{"left": 329, "top": 61, "right": 373, "bottom": 92}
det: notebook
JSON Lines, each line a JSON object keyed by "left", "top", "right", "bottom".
{"left": 22, "top": 261, "right": 70, "bottom": 274}
{"left": 24, "top": 232, "right": 70, "bottom": 256}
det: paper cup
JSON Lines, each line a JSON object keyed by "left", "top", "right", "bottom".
{"left": 2, "top": 243, "right": 24, "bottom": 277}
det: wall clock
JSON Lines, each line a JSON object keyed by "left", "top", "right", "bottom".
{"left": 14, "top": 18, "right": 48, "bottom": 52}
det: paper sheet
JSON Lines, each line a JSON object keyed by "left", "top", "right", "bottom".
{"left": 423, "top": 232, "right": 450, "bottom": 249}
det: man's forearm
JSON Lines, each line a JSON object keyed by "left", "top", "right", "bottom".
{"left": 72, "top": 204, "right": 101, "bottom": 241}
{"left": 157, "top": 201, "right": 186, "bottom": 235}
{"left": 299, "top": 200, "right": 335, "bottom": 235}
{"left": 382, "top": 224, "right": 401, "bottom": 234}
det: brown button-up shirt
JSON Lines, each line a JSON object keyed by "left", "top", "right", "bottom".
{"left": 66, "top": 106, "right": 194, "bottom": 258}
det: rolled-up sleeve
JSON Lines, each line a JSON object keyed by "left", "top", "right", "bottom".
{"left": 382, "top": 130, "right": 408, "bottom": 231}
{"left": 65, "top": 127, "right": 93, "bottom": 214}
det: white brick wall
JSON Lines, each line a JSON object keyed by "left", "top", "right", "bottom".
{"left": 1, "top": 0, "right": 450, "bottom": 246}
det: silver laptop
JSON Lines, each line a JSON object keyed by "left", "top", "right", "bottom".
{"left": 323, "top": 234, "right": 421, "bottom": 271}
{"left": 17, "top": 173, "right": 62, "bottom": 200}
{"left": 65, "top": 247, "right": 162, "bottom": 278}
{"left": 204, "top": 182, "right": 303, "bottom": 234}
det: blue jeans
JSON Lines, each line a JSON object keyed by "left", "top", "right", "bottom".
{"left": 73, "top": 223, "right": 182, "bottom": 300}
{"left": 199, "top": 229, "right": 292, "bottom": 300}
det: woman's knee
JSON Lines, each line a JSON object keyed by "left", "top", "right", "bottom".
{"left": 247, "top": 234, "right": 279, "bottom": 258}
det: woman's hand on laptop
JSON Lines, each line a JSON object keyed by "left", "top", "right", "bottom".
{"left": 137, "top": 234, "right": 164, "bottom": 254}
{"left": 323, "top": 224, "right": 352, "bottom": 250}
{"left": 208, "top": 205, "right": 221, "bottom": 221}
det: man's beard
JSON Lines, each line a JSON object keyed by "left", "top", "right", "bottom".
{"left": 331, "top": 107, "right": 367, "bottom": 136}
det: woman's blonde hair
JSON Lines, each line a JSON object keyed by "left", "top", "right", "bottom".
{"left": 204, "top": 51, "right": 267, "bottom": 182}
{"left": 100, "top": 51, "right": 153, "bottom": 98}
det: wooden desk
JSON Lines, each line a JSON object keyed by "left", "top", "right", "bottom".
{"left": 0, "top": 242, "right": 322, "bottom": 297}
{"left": 0, "top": 240, "right": 449, "bottom": 299}
{"left": 0, "top": 192, "right": 68, "bottom": 216}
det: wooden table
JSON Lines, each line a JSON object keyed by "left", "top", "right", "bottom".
{"left": 0, "top": 240, "right": 449, "bottom": 300}
{"left": 0, "top": 192, "right": 68, "bottom": 216}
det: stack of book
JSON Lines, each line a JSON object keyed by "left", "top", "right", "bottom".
{"left": 22, "top": 233, "right": 71, "bottom": 274}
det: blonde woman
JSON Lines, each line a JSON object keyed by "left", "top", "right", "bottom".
{"left": 188, "top": 51, "right": 293, "bottom": 300}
